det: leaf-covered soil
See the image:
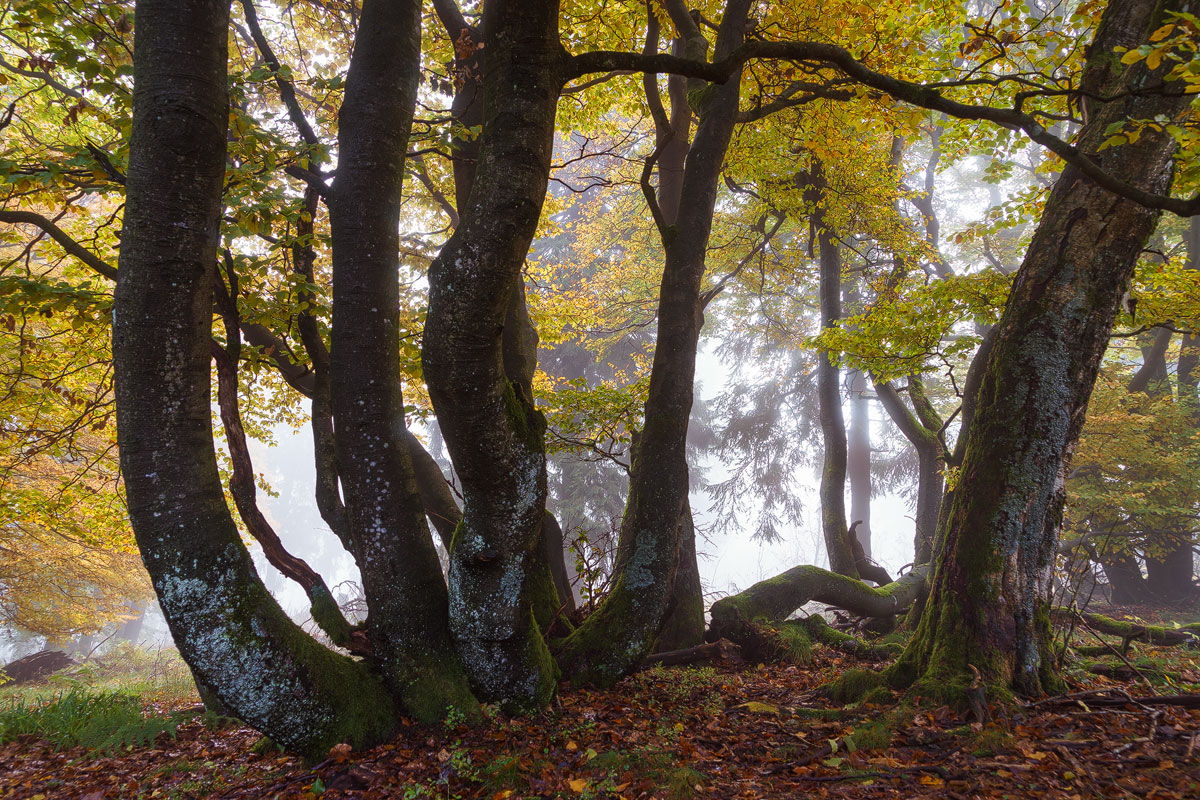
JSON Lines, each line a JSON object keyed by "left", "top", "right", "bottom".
{"left": 4, "top": 643, "right": 1200, "bottom": 800}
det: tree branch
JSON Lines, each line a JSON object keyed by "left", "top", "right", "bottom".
{"left": 0, "top": 209, "right": 117, "bottom": 280}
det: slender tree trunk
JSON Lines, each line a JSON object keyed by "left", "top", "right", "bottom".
{"left": 873, "top": 378, "right": 943, "bottom": 565}
{"left": 815, "top": 206, "right": 857, "bottom": 577}
{"left": 328, "top": 0, "right": 476, "bottom": 719}
{"left": 891, "top": 0, "right": 1190, "bottom": 698}
{"left": 847, "top": 369, "right": 873, "bottom": 557}
{"left": 113, "top": 0, "right": 395, "bottom": 758}
{"left": 558, "top": 0, "right": 752, "bottom": 685}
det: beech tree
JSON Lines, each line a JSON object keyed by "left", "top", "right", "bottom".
{"left": 2, "top": 0, "right": 1196, "bottom": 760}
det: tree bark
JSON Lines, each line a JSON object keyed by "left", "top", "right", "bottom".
{"left": 847, "top": 369, "right": 873, "bottom": 557}
{"left": 558, "top": 0, "right": 753, "bottom": 685}
{"left": 113, "top": 0, "right": 395, "bottom": 758}
{"left": 422, "top": 0, "right": 563, "bottom": 711}
{"left": 891, "top": 0, "right": 1190, "bottom": 698}
{"left": 815, "top": 206, "right": 858, "bottom": 577}
{"left": 328, "top": 0, "right": 476, "bottom": 719}
{"left": 874, "top": 377, "right": 944, "bottom": 565}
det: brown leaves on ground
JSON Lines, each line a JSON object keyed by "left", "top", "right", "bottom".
{"left": 3, "top": 650, "right": 1200, "bottom": 799}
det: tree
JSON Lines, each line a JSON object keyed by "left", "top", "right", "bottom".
{"left": 890, "top": 0, "right": 1195, "bottom": 699}
{"left": 6, "top": 0, "right": 1198, "bottom": 760}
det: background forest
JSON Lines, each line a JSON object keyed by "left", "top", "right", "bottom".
{"left": 3, "top": 0, "right": 1200, "bottom": 796}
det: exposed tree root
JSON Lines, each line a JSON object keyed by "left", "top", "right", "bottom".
{"left": 639, "top": 638, "right": 745, "bottom": 669}
{"left": 702, "top": 564, "right": 929, "bottom": 664}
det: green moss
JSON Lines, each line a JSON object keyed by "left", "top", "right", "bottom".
{"left": 398, "top": 650, "right": 483, "bottom": 726}
{"left": 307, "top": 584, "right": 353, "bottom": 648}
{"left": 849, "top": 709, "right": 906, "bottom": 751}
{"left": 827, "top": 668, "right": 886, "bottom": 704}
{"left": 860, "top": 686, "right": 895, "bottom": 706}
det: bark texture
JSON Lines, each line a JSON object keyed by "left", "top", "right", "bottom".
{"left": 892, "top": 0, "right": 1192, "bottom": 698}
{"left": 328, "top": 0, "right": 475, "bottom": 720}
{"left": 557, "top": 0, "right": 753, "bottom": 685}
{"left": 422, "top": 0, "right": 563, "bottom": 710}
{"left": 113, "top": 0, "right": 395, "bottom": 758}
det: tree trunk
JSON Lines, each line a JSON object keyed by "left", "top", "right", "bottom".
{"left": 847, "top": 369, "right": 873, "bottom": 557}
{"left": 422, "top": 0, "right": 562, "bottom": 711}
{"left": 113, "top": 0, "right": 396, "bottom": 759}
{"left": 815, "top": 213, "right": 857, "bottom": 577}
{"left": 328, "top": 0, "right": 476, "bottom": 719}
{"left": 557, "top": 0, "right": 752, "bottom": 685}
{"left": 874, "top": 378, "right": 944, "bottom": 565}
{"left": 653, "top": 498, "right": 706, "bottom": 652}
{"left": 891, "top": 0, "right": 1190, "bottom": 699}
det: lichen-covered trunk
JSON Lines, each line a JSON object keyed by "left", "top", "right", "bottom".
{"left": 422, "top": 0, "right": 563, "bottom": 711}
{"left": 327, "top": 0, "right": 476, "bottom": 721}
{"left": 557, "top": 0, "right": 752, "bottom": 685}
{"left": 892, "top": 0, "right": 1190, "bottom": 699}
{"left": 113, "top": 0, "right": 396, "bottom": 759}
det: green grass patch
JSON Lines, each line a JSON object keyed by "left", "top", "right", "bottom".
{"left": 0, "top": 688, "right": 184, "bottom": 753}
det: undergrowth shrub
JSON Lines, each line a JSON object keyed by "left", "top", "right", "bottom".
{"left": 0, "top": 689, "right": 182, "bottom": 753}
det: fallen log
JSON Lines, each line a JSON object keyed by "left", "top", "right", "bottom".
{"left": 1052, "top": 607, "right": 1199, "bottom": 649}
{"left": 1, "top": 650, "right": 77, "bottom": 685}
{"left": 704, "top": 564, "right": 929, "bottom": 664}
{"left": 639, "top": 638, "right": 745, "bottom": 669}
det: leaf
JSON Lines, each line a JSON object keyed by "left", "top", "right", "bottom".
{"left": 1150, "top": 24, "right": 1176, "bottom": 42}
{"left": 734, "top": 701, "right": 780, "bottom": 715}
{"left": 919, "top": 774, "right": 945, "bottom": 787}
{"left": 569, "top": 778, "right": 589, "bottom": 792}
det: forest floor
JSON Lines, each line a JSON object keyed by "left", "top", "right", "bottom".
{"left": 3, "top": 615, "right": 1200, "bottom": 799}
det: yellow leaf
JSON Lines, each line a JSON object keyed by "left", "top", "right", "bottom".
{"left": 1121, "top": 49, "right": 1145, "bottom": 64}
{"left": 1147, "top": 49, "right": 1163, "bottom": 71}
{"left": 734, "top": 701, "right": 780, "bottom": 714}
{"left": 919, "top": 774, "right": 945, "bottom": 787}
{"left": 566, "top": 740, "right": 578, "bottom": 751}
{"left": 569, "top": 778, "right": 590, "bottom": 792}
{"left": 493, "top": 792, "right": 515, "bottom": 800}
{"left": 1150, "top": 24, "right": 1176, "bottom": 42}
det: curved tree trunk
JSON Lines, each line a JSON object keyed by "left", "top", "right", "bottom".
{"left": 422, "top": 0, "right": 562, "bottom": 711}
{"left": 113, "top": 0, "right": 396, "bottom": 759}
{"left": 709, "top": 564, "right": 930, "bottom": 633}
{"left": 891, "top": 0, "right": 1190, "bottom": 699}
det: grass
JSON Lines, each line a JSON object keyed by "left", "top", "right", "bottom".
{"left": 0, "top": 689, "right": 184, "bottom": 753}
{"left": 0, "top": 643, "right": 201, "bottom": 754}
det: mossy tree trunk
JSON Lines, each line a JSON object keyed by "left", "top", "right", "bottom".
{"left": 422, "top": 0, "right": 563, "bottom": 711}
{"left": 113, "top": 0, "right": 397, "bottom": 759}
{"left": 557, "top": 0, "right": 753, "bottom": 685}
{"left": 891, "top": 0, "right": 1192, "bottom": 698}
